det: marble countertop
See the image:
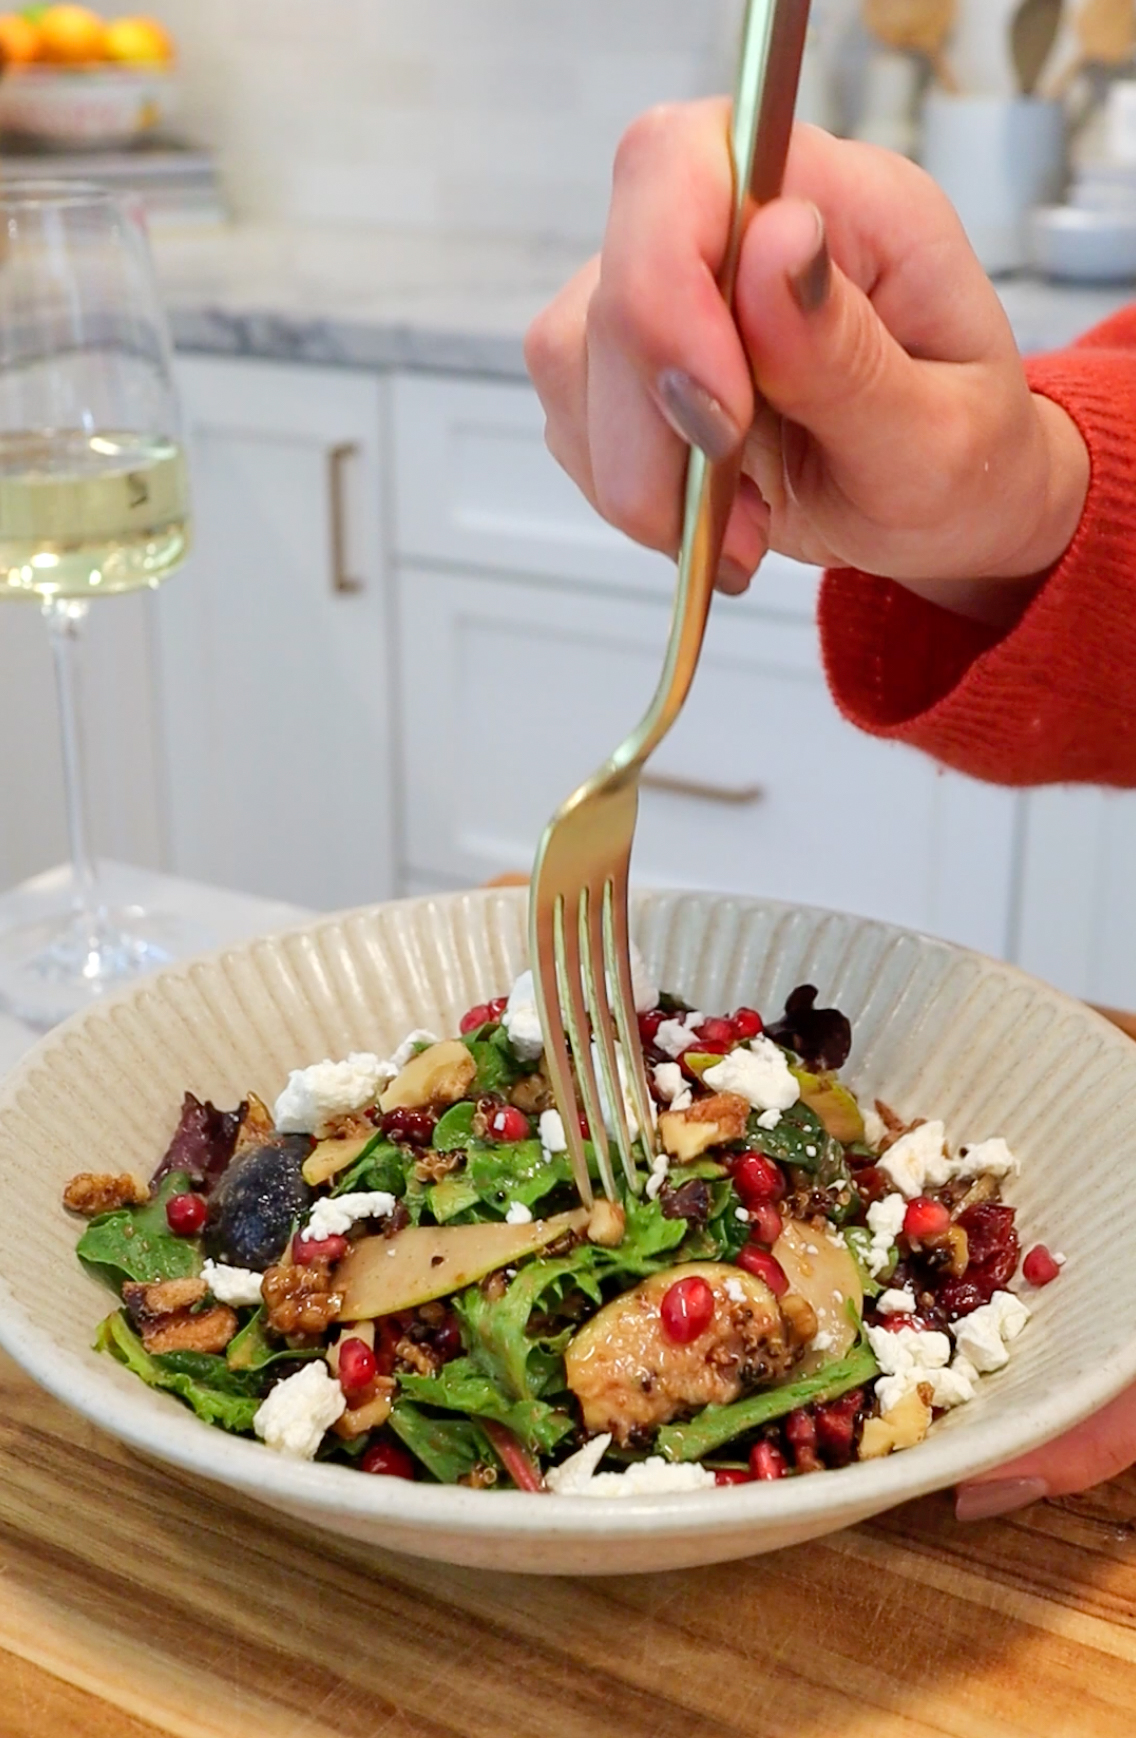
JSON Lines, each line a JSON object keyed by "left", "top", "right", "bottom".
{"left": 153, "top": 220, "right": 1135, "bottom": 378}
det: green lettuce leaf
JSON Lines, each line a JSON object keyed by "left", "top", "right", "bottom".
{"left": 94, "top": 1311, "right": 265, "bottom": 1433}
{"left": 467, "top": 1138, "right": 574, "bottom": 1214}
{"left": 330, "top": 1140, "right": 406, "bottom": 1198}
{"left": 656, "top": 1341, "right": 879, "bottom": 1462}
{"left": 226, "top": 1306, "right": 323, "bottom": 1372}
{"left": 396, "top": 1356, "right": 574, "bottom": 1455}
{"left": 455, "top": 1247, "right": 603, "bottom": 1401}
{"left": 77, "top": 1172, "right": 202, "bottom": 1287}
{"left": 388, "top": 1400, "right": 492, "bottom": 1484}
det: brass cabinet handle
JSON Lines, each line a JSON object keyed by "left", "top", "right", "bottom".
{"left": 328, "top": 442, "right": 364, "bottom": 595}
{"left": 641, "top": 771, "right": 765, "bottom": 807}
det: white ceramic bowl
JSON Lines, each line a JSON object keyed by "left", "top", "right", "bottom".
{"left": 1, "top": 888, "right": 1134, "bottom": 1576}
{"left": 0, "top": 67, "right": 175, "bottom": 148}
{"left": 1030, "top": 204, "right": 1136, "bottom": 283}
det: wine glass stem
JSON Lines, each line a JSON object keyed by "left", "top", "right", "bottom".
{"left": 43, "top": 597, "right": 102, "bottom": 926}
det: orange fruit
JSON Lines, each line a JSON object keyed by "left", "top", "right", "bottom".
{"left": 0, "top": 13, "right": 42, "bottom": 61}
{"left": 37, "top": 4, "right": 108, "bottom": 63}
{"left": 104, "top": 15, "right": 173, "bottom": 65}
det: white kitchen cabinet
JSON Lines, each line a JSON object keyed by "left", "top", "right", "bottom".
{"left": 1014, "top": 786, "right": 1136, "bottom": 1005}
{"left": 397, "top": 565, "right": 1020, "bottom": 958}
{"left": 154, "top": 357, "right": 395, "bottom": 910}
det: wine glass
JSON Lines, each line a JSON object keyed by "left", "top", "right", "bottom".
{"left": 0, "top": 183, "right": 199, "bottom": 1029}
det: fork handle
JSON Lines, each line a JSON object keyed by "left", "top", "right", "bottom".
{"left": 616, "top": 0, "right": 812, "bottom": 774}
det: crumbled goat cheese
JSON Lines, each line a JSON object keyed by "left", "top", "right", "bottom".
{"left": 546, "top": 1433, "right": 716, "bottom": 1498}
{"left": 703, "top": 1036, "right": 800, "bottom": 1114}
{"left": 502, "top": 971, "right": 545, "bottom": 1062}
{"left": 653, "top": 1061, "right": 692, "bottom": 1109}
{"left": 734, "top": 1207, "right": 751, "bottom": 1224}
{"left": 867, "top": 1323, "right": 976, "bottom": 1414}
{"left": 755, "top": 1108, "right": 782, "bottom": 1131}
{"left": 645, "top": 1150, "right": 671, "bottom": 1202}
{"left": 876, "top": 1286, "right": 917, "bottom": 1316}
{"left": 811, "top": 1329, "right": 835, "bottom": 1354}
{"left": 955, "top": 1137, "right": 1019, "bottom": 1181}
{"left": 540, "top": 1108, "right": 567, "bottom": 1155}
{"left": 301, "top": 1190, "right": 396, "bottom": 1242}
{"left": 724, "top": 1278, "right": 747, "bottom": 1303}
{"left": 505, "top": 1201, "right": 533, "bottom": 1225}
{"left": 253, "top": 1362, "right": 345, "bottom": 1460}
{"left": 877, "top": 1121, "right": 950, "bottom": 1198}
{"left": 654, "top": 1013, "right": 703, "bottom": 1060}
{"left": 864, "top": 1193, "right": 907, "bottom": 1277}
{"left": 201, "top": 1260, "right": 266, "bottom": 1308}
{"left": 273, "top": 1052, "right": 390, "bottom": 1135}
{"left": 952, "top": 1291, "right": 1031, "bottom": 1373}
{"left": 389, "top": 1028, "right": 439, "bottom": 1071}
{"left": 861, "top": 1104, "right": 889, "bottom": 1150}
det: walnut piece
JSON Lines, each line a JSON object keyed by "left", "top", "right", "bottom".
{"left": 262, "top": 1264, "right": 343, "bottom": 1337}
{"left": 233, "top": 1092, "right": 275, "bottom": 1156}
{"left": 123, "top": 1276, "right": 208, "bottom": 1322}
{"left": 509, "top": 1069, "right": 555, "bottom": 1116}
{"left": 780, "top": 1291, "right": 819, "bottom": 1347}
{"left": 121, "top": 1277, "right": 238, "bottom": 1355}
{"left": 412, "top": 1148, "right": 464, "bottom": 1184}
{"left": 859, "top": 1384, "right": 933, "bottom": 1460}
{"left": 63, "top": 1172, "right": 149, "bottom": 1217}
{"left": 586, "top": 1199, "right": 626, "bottom": 1248}
{"left": 396, "top": 1335, "right": 441, "bottom": 1377}
{"left": 658, "top": 1092, "right": 749, "bottom": 1162}
{"left": 332, "top": 1377, "right": 395, "bottom": 1439}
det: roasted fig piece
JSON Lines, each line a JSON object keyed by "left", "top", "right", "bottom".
{"left": 203, "top": 1136, "right": 313, "bottom": 1270}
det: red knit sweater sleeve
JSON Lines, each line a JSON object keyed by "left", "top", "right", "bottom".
{"left": 817, "top": 305, "right": 1136, "bottom": 786}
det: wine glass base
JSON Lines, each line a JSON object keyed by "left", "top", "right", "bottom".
{"left": 0, "top": 905, "right": 212, "bottom": 1031}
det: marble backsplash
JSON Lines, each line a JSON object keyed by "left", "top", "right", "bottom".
{"left": 141, "top": 0, "right": 738, "bottom": 243}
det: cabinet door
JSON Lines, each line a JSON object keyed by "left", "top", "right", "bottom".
{"left": 397, "top": 567, "right": 1019, "bottom": 957}
{"left": 155, "top": 358, "right": 394, "bottom": 910}
{"left": 1015, "top": 787, "right": 1136, "bottom": 1003}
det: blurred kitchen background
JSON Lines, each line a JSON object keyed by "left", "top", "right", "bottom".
{"left": 2, "top": 0, "right": 1136, "bottom": 1009}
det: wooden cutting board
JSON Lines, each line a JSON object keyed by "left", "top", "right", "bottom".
{"left": 1, "top": 1004, "right": 1133, "bottom": 1737}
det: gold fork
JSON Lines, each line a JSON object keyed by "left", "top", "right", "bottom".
{"left": 529, "top": 0, "right": 812, "bottom": 1208}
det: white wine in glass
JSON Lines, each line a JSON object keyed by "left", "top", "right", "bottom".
{"left": 0, "top": 184, "right": 199, "bottom": 1028}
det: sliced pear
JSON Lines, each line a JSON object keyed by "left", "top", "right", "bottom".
{"left": 337, "top": 1208, "right": 589, "bottom": 1319}
{"left": 379, "top": 1039, "right": 477, "bottom": 1113}
{"left": 302, "top": 1135, "right": 374, "bottom": 1188}
{"left": 773, "top": 1217, "right": 863, "bottom": 1371}
{"left": 791, "top": 1069, "right": 865, "bottom": 1144}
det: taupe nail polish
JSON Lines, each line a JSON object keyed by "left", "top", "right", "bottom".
{"left": 657, "top": 368, "right": 744, "bottom": 463}
{"left": 790, "top": 234, "right": 832, "bottom": 315}
{"left": 955, "top": 1477, "right": 1048, "bottom": 1523}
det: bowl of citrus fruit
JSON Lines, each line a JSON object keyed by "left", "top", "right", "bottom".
{"left": 0, "top": 6, "right": 176, "bottom": 147}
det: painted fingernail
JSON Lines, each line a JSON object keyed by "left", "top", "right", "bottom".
{"left": 789, "top": 207, "right": 832, "bottom": 314}
{"left": 657, "top": 368, "right": 744, "bottom": 463}
{"left": 955, "top": 1478, "right": 1049, "bottom": 1523}
{"left": 716, "top": 557, "right": 752, "bottom": 594}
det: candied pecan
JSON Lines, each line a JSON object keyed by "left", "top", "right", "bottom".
{"left": 412, "top": 1148, "right": 464, "bottom": 1184}
{"left": 262, "top": 1263, "right": 343, "bottom": 1336}
{"left": 480, "top": 1269, "right": 509, "bottom": 1302}
{"left": 63, "top": 1172, "right": 149, "bottom": 1217}
{"left": 876, "top": 1104, "right": 926, "bottom": 1155}
{"left": 320, "top": 1112, "right": 375, "bottom": 1143}
{"left": 509, "top": 1070, "right": 555, "bottom": 1116}
{"left": 142, "top": 1306, "right": 239, "bottom": 1355}
{"left": 233, "top": 1092, "right": 275, "bottom": 1155}
{"left": 123, "top": 1277, "right": 208, "bottom": 1326}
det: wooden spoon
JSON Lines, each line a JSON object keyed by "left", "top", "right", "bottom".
{"left": 1011, "top": 0, "right": 1066, "bottom": 94}
{"left": 1047, "top": 0, "right": 1136, "bottom": 95}
{"left": 862, "top": 0, "right": 960, "bottom": 90}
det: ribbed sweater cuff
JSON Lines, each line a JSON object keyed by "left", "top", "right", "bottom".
{"left": 818, "top": 341, "right": 1136, "bottom": 786}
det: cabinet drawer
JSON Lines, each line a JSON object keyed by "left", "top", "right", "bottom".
{"left": 391, "top": 372, "right": 819, "bottom": 616}
{"left": 397, "top": 567, "right": 1018, "bottom": 957}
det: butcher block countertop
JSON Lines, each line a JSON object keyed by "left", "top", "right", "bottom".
{"left": 1, "top": 874, "right": 1134, "bottom": 1738}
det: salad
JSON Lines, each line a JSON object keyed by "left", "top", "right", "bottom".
{"left": 62, "top": 962, "right": 1063, "bottom": 1495}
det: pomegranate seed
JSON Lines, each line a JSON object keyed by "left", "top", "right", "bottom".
{"left": 381, "top": 1107, "right": 437, "bottom": 1147}
{"left": 714, "top": 1468, "right": 752, "bottom": 1486}
{"left": 487, "top": 996, "right": 508, "bottom": 1021}
{"left": 748, "top": 1203, "right": 784, "bottom": 1247}
{"left": 734, "top": 1153, "right": 786, "bottom": 1206}
{"left": 360, "top": 1438, "right": 416, "bottom": 1479}
{"left": 1023, "top": 1244, "right": 1062, "bottom": 1287}
{"left": 749, "top": 1440, "right": 788, "bottom": 1480}
{"left": 460, "top": 1002, "right": 492, "bottom": 1033}
{"left": 903, "top": 1197, "right": 951, "bottom": 1243}
{"left": 696, "top": 1016, "right": 735, "bottom": 1046}
{"left": 372, "top": 1316, "right": 403, "bottom": 1376}
{"left": 292, "top": 1231, "right": 349, "bottom": 1267}
{"left": 578, "top": 1111, "right": 592, "bottom": 1140}
{"left": 638, "top": 1009, "right": 665, "bottom": 1046}
{"left": 731, "top": 1007, "right": 763, "bottom": 1041}
{"left": 659, "top": 1276, "right": 716, "bottom": 1344}
{"left": 488, "top": 1105, "right": 530, "bottom": 1143}
{"left": 338, "top": 1337, "right": 378, "bottom": 1397}
{"left": 736, "top": 1245, "right": 789, "bottom": 1296}
{"left": 165, "top": 1193, "right": 207, "bottom": 1236}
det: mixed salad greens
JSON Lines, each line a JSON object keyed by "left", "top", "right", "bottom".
{"left": 63, "top": 967, "right": 1060, "bottom": 1495}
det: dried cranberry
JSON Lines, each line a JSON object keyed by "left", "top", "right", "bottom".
{"left": 381, "top": 1107, "right": 437, "bottom": 1147}
{"left": 292, "top": 1231, "right": 349, "bottom": 1267}
{"left": 734, "top": 1153, "right": 786, "bottom": 1206}
{"left": 748, "top": 1203, "right": 784, "bottom": 1247}
{"left": 903, "top": 1197, "right": 951, "bottom": 1243}
{"left": 659, "top": 1276, "right": 716, "bottom": 1344}
{"left": 1023, "top": 1244, "right": 1062, "bottom": 1287}
{"left": 165, "top": 1192, "right": 207, "bottom": 1236}
{"left": 731, "top": 1007, "right": 763, "bottom": 1041}
{"left": 696, "top": 1017, "right": 735, "bottom": 1046}
{"left": 488, "top": 1105, "right": 530, "bottom": 1143}
{"left": 814, "top": 1391, "right": 864, "bottom": 1466}
{"left": 714, "top": 1468, "right": 752, "bottom": 1486}
{"left": 338, "top": 1337, "right": 377, "bottom": 1397}
{"left": 735, "top": 1246, "right": 789, "bottom": 1296}
{"left": 957, "top": 1203, "right": 1018, "bottom": 1265}
{"left": 785, "top": 1409, "right": 824, "bottom": 1474}
{"left": 749, "top": 1440, "right": 788, "bottom": 1480}
{"left": 360, "top": 1438, "right": 416, "bottom": 1479}
{"left": 935, "top": 1276, "right": 987, "bottom": 1320}
{"left": 372, "top": 1316, "right": 404, "bottom": 1376}
{"left": 855, "top": 1166, "right": 892, "bottom": 1206}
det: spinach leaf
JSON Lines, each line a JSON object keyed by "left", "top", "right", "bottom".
{"left": 681, "top": 1180, "right": 750, "bottom": 1263}
{"left": 656, "top": 1341, "right": 879, "bottom": 1462}
{"left": 433, "top": 1102, "right": 477, "bottom": 1152}
{"left": 94, "top": 1311, "right": 265, "bottom": 1433}
{"left": 428, "top": 1173, "right": 481, "bottom": 1223}
{"left": 745, "top": 1102, "right": 831, "bottom": 1172}
{"left": 226, "top": 1307, "right": 322, "bottom": 1372}
{"left": 77, "top": 1172, "right": 202, "bottom": 1288}
{"left": 330, "top": 1140, "right": 406, "bottom": 1198}
{"left": 467, "top": 1139, "right": 574, "bottom": 1215}
{"left": 462, "top": 1025, "right": 529, "bottom": 1095}
{"left": 843, "top": 1226, "right": 890, "bottom": 1295}
{"left": 397, "top": 1356, "right": 574, "bottom": 1455}
{"left": 388, "top": 1400, "right": 491, "bottom": 1484}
